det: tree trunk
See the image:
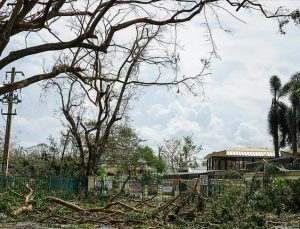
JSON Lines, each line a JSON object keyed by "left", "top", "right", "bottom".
{"left": 86, "top": 147, "right": 105, "bottom": 176}
{"left": 292, "top": 106, "right": 298, "bottom": 158}
{"left": 274, "top": 103, "right": 280, "bottom": 158}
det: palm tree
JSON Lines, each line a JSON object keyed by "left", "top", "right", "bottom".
{"left": 281, "top": 72, "right": 300, "bottom": 158}
{"left": 268, "top": 75, "right": 289, "bottom": 158}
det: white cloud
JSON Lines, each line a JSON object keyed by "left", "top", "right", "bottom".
{"left": 233, "top": 121, "right": 271, "bottom": 147}
{"left": 147, "top": 104, "right": 169, "bottom": 117}
{"left": 132, "top": 10, "right": 300, "bottom": 157}
{"left": 12, "top": 115, "right": 61, "bottom": 147}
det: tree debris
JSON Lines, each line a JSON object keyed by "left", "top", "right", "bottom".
{"left": 9, "top": 184, "right": 33, "bottom": 216}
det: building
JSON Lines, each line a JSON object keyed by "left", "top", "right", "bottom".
{"left": 205, "top": 147, "right": 291, "bottom": 171}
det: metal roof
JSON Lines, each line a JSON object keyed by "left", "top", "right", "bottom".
{"left": 226, "top": 151, "right": 275, "bottom": 157}
{"left": 204, "top": 147, "right": 279, "bottom": 159}
{"left": 189, "top": 169, "right": 207, "bottom": 173}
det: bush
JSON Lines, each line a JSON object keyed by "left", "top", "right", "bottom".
{"left": 247, "top": 177, "right": 300, "bottom": 215}
{"left": 248, "top": 190, "right": 274, "bottom": 212}
{"left": 289, "top": 180, "right": 300, "bottom": 212}
{"left": 203, "top": 178, "right": 300, "bottom": 227}
{"left": 204, "top": 182, "right": 252, "bottom": 225}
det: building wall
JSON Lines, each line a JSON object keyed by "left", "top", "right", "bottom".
{"left": 207, "top": 157, "right": 266, "bottom": 171}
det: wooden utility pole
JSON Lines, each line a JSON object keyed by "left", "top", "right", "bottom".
{"left": 1, "top": 67, "right": 22, "bottom": 176}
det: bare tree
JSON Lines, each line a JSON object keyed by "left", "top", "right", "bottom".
{"left": 160, "top": 136, "right": 202, "bottom": 172}
{"left": 0, "top": 1, "right": 298, "bottom": 176}
{"left": 46, "top": 25, "right": 180, "bottom": 176}
{"left": 0, "top": 0, "right": 297, "bottom": 95}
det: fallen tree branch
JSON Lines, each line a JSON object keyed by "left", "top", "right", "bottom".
{"left": 47, "top": 197, "right": 83, "bottom": 211}
{"left": 48, "top": 196, "right": 139, "bottom": 214}
{"left": 104, "top": 201, "right": 139, "bottom": 212}
{"left": 10, "top": 184, "right": 34, "bottom": 216}
{"left": 109, "top": 172, "right": 131, "bottom": 202}
{"left": 152, "top": 193, "right": 182, "bottom": 216}
{"left": 133, "top": 194, "right": 157, "bottom": 208}
{"left": 10, "top": 205, "right": 33, "bottom": 216}
{"left": 24, "top": 184, "right": 33, "bottom": 204}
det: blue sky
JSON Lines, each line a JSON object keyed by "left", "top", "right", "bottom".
{"left": 1, "top": 2, "right": 300, "bottom": 158}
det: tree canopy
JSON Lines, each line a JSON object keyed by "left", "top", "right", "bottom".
{"left": 268, "top": 72, "right": 300, "bottom": 158}
{"left": 0, "top": 0, "right": 298, "bottom": 95}
{"left": 159, "top": 135, "right": 202, "bottom": 172}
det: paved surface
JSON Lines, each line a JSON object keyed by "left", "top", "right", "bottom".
{"left": 0, "top": 222, "right": 116, "bottom": 229}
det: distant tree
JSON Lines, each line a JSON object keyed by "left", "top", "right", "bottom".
{"left": 139, "top": 146, "right": 166, "bottom": 173}
{"left": 104, "top": 125, "right": 141, "bottom": 173}
{"left": 160, "top": 135, "right": 202, "bottom": 172}
{"left": 8, "top": 134, "right": 85, "bottom": 176}
{"left": 104, "top": 125, "right": 165, "bottom": 174}
{"left": 267, "top": 75, "right": 289, "bottom": 158}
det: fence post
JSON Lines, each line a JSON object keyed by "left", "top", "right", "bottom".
{"left": 174, "top": 179, "right": 179, "bottom": 197}
{"left": 48, "top": 176, "right": 51, "bottom": 195}
{"left": 157, "top": 185, "right": 162, "bottom": 201}
{"left": 207, "top": 178, "right": 211, "bottom": 197}
{"left": 87, "top": 176, "right": 95, "bottom": 192}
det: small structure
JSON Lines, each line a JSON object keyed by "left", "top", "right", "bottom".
{"left": 205, "top": 147, "right": 291, "bottom": 171}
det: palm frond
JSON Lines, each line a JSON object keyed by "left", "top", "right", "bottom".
{"left": 269, "top": 75, "right": 281, "bottom": 96}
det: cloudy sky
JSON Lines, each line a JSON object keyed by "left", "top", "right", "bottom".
{"left": 132, "top": 3, "right": 300, "bottom": 157}
{"left": 1, "top": 1, "right": 300, "bottom": 158}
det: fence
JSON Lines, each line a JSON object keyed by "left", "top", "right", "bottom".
{"left": 245, "top": 157, "right": 300, "bottom": 173}
{"left": 179, "top": 178, "right": 241, "bottom": 197}
{"left": 94, "top": 176, "right": 243, "bottom": 198}
{"left": 0, "top": 176, "right": 85, "bottom": 199}
{"left": 0, "top": 175, "right": 243, "bottom": 199}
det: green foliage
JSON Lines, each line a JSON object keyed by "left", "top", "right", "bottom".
{"left": 205, "top": 184, "right": 250, "bottom": 225}
{"left": 105, "top": 125, "right": 166, "bottom": 176}
{"left": 124, "top": 211, "right": 148, "bottom": 221}
{"left": 203, "top": 179, "right": 300, "bottom": 228}
{"left": 289, "top": 180, "right": 300, "bottom": 212}
{"left": 276, "top": 72, "right": 300, "bottom": 156}
{"left": 96, "top": 165, "right": 106, "bottom": 179}
{"left": 8, "top": 136, "right": 83, "bottom": 177}
{"left": 0, "top": 201, "right": 7, "bottom": 213}
{"left": 248, "top": 190, "right": 274, "bottom": 212}
{"left": 138, "top": 146, "right": 166, "bottom": 173}
{"left": 247, "top": 178, "right": 300, "bottom": 215}
{"left": 267, "top": 74, "right": 290, "bottom": 156}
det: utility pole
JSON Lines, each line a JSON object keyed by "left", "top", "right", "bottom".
{"left": 1, "top": 67, "right": 23, "bottom": 176}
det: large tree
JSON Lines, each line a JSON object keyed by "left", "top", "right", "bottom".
{"left": 267, "top": 75, "right": 289, "bottom": 158}
{"left": 0, "top": 0, "right": 298, "bottom": 95}
{"left": 46, "top": 26, "right": 178, "bottom": 176}
{"left": 1, "top": 1, "right": 298, "bottom": 176}
{"left": 281, "top": 72, "right": 300, "bottom": 158}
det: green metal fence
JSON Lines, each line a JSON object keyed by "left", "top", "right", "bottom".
{"left": 0, "top": 176, "right": 84, "bottom": 199}
{"left": 49, "top": 176, "right": 80, "bottom": 199}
